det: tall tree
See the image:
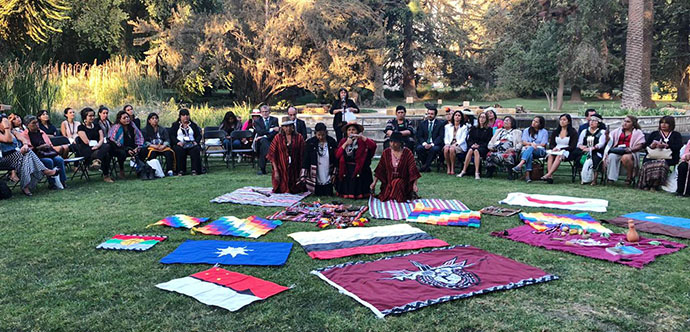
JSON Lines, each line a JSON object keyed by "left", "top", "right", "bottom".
{"left": 0, "top": 0, "right": 69, "bottom": 49}
{"left": 621, "top": 0, "right": 656, "bottom": 109}
{"left": 653, "top": 0, "right": 690, "bottom": 102}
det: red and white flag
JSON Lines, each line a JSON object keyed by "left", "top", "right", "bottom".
{"left": 156, "top": 267, "right": 288, "bottom": 311}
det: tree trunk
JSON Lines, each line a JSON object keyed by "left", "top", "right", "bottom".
{"left": 401, "top": 10, "right": 418, "bottom": 99}
{"left": 555, "top": 75, "right": 565, "bottom": 111}
{"left": 570, "top": 85, "right": 583, "bottom": 102}
{"left": 544, "top": 89, "right": 554, "bottom": 111}
{"left": 676, "top": 15, "right": 690, "bottom": 102}
{"left": 621, "top": 0, "right": 656, "bottom": 110}
{"left": 678, "top": 68, "right": 690, "bottom": 102}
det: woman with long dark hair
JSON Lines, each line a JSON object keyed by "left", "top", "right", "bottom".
{"left": 97, "top": 106, "right": 112, "bottom": 136}
{"left": 541, "top": 114, "right": 579, "bottom": 183}
{"left": 108, "top": 110, "right": 144, "bottom": 178}
{"left": 442, "top": 110, "right": 468, "bottom": 175}
{"left": 141, "top": 112, "right": 175, "bottom": 176}
{"left": 75, "top": 107, "right": 113, "bottom": 182}
{"left": 37, "top": 109, "right": 69, "bottom": 157}
{"left": 60, "top": 107, "right": 81, "bottom": 144}
{"left": 638, "top": 116, "right": 683, "bottom": 190}
{"left": 458, "top": 112, "right": 492, "bottom": 179}
{"left": 604, "top": 115, "right": 645, "bottom": 185}
{"left": 513, "top": 116, "right": 548, "bottom": 182}
{"left": 170, "top": 108, "right": 202, "bottom": 175}
{"left": 219, "top": 111, "right": 242, "bottom": 151}
{"left": 17, "top": 115, "right": 67, "bottom": 189}
{"left": 329, "top": 88, "right": 359, "bottom": 142}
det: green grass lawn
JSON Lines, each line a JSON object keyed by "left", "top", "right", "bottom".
{"left": 1, "top": 161, "right": 689, "bottom": 332}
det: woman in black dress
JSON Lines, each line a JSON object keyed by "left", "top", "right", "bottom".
{"left": 458, "top": 112, "right": 492, "bottom": 179}
{"left": 76, "top": 107, "right": 113, "bottom": 182}
{"left": 329, "top": 88, "right": 359, "bottom": 142}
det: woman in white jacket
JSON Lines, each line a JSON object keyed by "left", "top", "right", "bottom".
{"left": 442, "top": 110, "right": 469, "bottom": 175}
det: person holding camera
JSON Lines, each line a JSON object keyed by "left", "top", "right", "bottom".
{"left": 604, "top": 115, "right": 645, "bottom": 185}
{"left": 334, "top": 122, "right": 376, "bottom": 199}
{"left": 0, "top": 115, "right": 61, "bottom": 196}
{"left": 170, "top": 108, "right": 202, "bottom": 176}
{"left": 108, "top": 110, "right": 144, "bottom": 178}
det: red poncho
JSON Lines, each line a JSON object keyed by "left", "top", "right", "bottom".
{"left": 374, "top": 147, "right": 421, "bottom": 202}
{"left": 267, "top": 132, "right": 305, "bottom": 193}
{"left": 335, "top": 137, "right": 377, "bottom": 181}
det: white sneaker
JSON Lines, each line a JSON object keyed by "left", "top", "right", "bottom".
{"left": 52, "top": 170, "right": 64, "bottom": 190}
{"left": 167, "top": 170, "right": 174, "bottom": 177}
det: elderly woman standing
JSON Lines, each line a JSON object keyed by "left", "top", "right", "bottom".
{"left": 604, "top": 115, "right": 645, "bottom": 185}
{"left": 485, "top": 116, "right": 522, "bottom": 178}
{"left": 372, "top": 132, "right": 421, "bottom": 202}
{"left": 301, "top": 123, "right": 338, "bottom": 196}
{"left": 0, "top": 116, "right": 60, "bottom": 196}
{"left": 638, "top": 116, "right": 683, "bottom": 190}
{"left": 335, "top": 122, "right": 376, "bottom": 199}
{"left": 267, "top": 120, "right": 305, "bottom": 194}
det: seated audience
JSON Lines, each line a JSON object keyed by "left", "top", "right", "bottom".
{"left": 513, "top": 116, "right": 548, "bottom": 183}
{"left": 458, "top": 112, "right": 492, "bottom": 179}
{"left": 219, "top": 111, "right": 242, "bottom": 151}
{"left": 141, "top": 112, "right": 175, "bottom": 176}
{"left": 37, "top": 109, "right": 69, "bottom": 157}
{"left": 604, "top": 115, "right": 645, "bottom": 185}
{"left": 108, "top": 110, "right": 144, "bottom": 178}
{"left": 335, "top": 122, "right": 376, "bottom": 199}
{"left": 301, "top": 123, "right": 338, "bottom": 196}
{"left": 383, "top": 105, "right": 415, "bottom": 150}
{"left": 18, "top": 115, "right": 66, "bottom": 189}
{"left": 8, "top": 113, "right": 26, "bottom": 135}
{"left": 267, "top": 121, "right": 305, "bottom": 194}
{"left": 485, "top": 108, "right": 503, "bottom": 130}
{"left": 372, "top": 132, "right": 421, "bottom": 202}
{"left": 75, "top": 107, "right": 113, "bottom": 183}
{"left": 676, "top": 139, "right": 690, "bottom": 196}
{"left": 123, "top": 104, "right": 141, "bottom": 129}
{"left": 415, "top": 105, "right": 445, "bottom": 172}
{"left": 578, "top": 108, "right": 606, "bottom": 134}
{"left": 541, "top": 114, "right": 579, "bottom": 183}
{"left": 0, "top": 116, "right": 60, "bottom": 196}
{"left": 170, "top": 108, "right": 202, "bottom": 176}
{"left": 97, "top": 106, "right": 112, "bottom": 136}
{"left": 442, "top": 110, "right": 468, "bottom": 175}
{"left": 485, "top": 115, "right": 522, "bottom": 178}
{"left": 638, "top": 116, "right": 683, "bottom": 190}
{"left": 60, "top": 107, "right": 81, "bottom": 144}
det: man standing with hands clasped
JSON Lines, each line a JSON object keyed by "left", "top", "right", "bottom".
{"left": 415, "top": 105, "right": 445, "bottom": 172}
{"left": 253, "top": 105, "right": 279, "bottom": 175}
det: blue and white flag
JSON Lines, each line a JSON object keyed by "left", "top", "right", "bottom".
{"left": 160, "top": 240, "right": 292, "bottom": 266}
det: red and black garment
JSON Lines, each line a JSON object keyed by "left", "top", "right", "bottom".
{"left": 267, "top": 132, "right": 305, "bottom": 194}
{"left": 334, "top": 137, "right": 377, "bottom": 199}
{"left": 374, "top": 147, "right": 421, "bottom": 202}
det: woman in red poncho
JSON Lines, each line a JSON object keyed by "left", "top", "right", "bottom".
{"left": 335, "top": 122, "right": 377, "bottom": 199}
{"left": 371, "top": 132, "right": 421, "bottom": 202}
{"left": 267, "top": 120, "right": 305, "bottom": 193}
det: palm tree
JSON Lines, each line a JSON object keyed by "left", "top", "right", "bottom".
{"left": 621, "top": 0, "right": 656, "bottom": 109}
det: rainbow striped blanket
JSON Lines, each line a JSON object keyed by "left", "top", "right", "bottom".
{"left": 520, "top": 212, "right": 612, "bottom": 234}
{"left": 210, "top": 187, "right": 310, "bottom": 207}
{"left": 147, "top": 215, "right": 210, "bottom": 229}
{"left": 192, "top": 216, "right": 282, "bottom": 238}
{"left": 368, "top": 197, "right": 468, "bottom": 221}
{"left": 406, "top": 203, "right": 481, "bottom": 227}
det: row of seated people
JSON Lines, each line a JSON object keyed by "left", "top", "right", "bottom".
{"left": 379, "top": 105, "right": 690, "bottom": 194}
{"left": 0, "top": 107, "right": 210, "bottom": 196}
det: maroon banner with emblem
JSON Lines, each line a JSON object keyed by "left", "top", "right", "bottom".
{"left": 311, "top": 245, "right": 558, "bottom": 318}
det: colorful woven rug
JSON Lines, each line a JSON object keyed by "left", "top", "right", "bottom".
{"left": 606, "top": 212, "right": 690, "bottom": 239}
{"left": 192, "top": 216, "right": 282, "bottom": 238}
{"left": 312, "top": 245, "right": 558, "bottom": 318}
{"left": 146, "top": 215, "right": 210, "bottom": 229}
{"left": 406, "top": 203, "right": 481, "bottom": 227}
{"left": 96, "top": 234, "right": 167, "bottom": 251}
{"left": 267, "top": 201, "right": 368, "bottom": 228}
{"left": 156, "top": 267, "right": 289, "bottom": 312}
{"left": 210, "top": 186, "right": 310, "bottom": 207}
{"left": 491, "top": 225, "right": 685, "bottom": 268}
{"left": 289, "top": 224, "right": 448, "bottom": 259}
{"left": 160, "top": 240, "right": 293, "bottom": 266}
{"left": 520, "top": 212, "right": 612, "bottom": 234}
{"left": 499, "top": 192, "right": 608, "bottom": 213}
{"left": 368, "top": 197, "right": 468, "bottom": 221}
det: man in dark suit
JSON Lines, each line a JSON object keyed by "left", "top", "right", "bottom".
{"left": 253, "top": 105, "right": 280, "bottom": 174}
{"left": 287, "top": 106, "right": 307, "bottom": 140}
{"left": 415, "top": 106, "right": 445, "bottom": 172}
